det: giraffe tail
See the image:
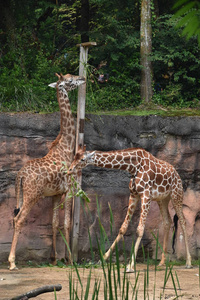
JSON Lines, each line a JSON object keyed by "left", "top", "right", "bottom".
{"left": 14, "top": 174, "right": 23, "bottom": 217}
{"left": 172, "top": 214, "right": 178, "bottom": 254}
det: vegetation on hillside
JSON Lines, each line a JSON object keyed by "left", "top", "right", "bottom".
{"left": 0, "top": 0, "right": 200, "bottom": 113}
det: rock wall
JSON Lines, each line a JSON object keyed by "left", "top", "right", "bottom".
{"left": 0, "top": 112, "right": 199, "bottom": 265}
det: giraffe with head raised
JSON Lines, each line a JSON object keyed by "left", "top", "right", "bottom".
{"left": 8, "top": 73, "right": 85, "bottom": 270}
{"left": 68, "top": 146, "right": 192, "bottom": 272}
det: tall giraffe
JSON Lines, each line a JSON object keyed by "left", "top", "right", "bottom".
{"left": 8, "top": 73, "right": 85, "bottom": 270}
{"left": 68, "top": 146, "right": 192, "bottom": 272}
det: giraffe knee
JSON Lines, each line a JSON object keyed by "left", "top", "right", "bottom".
{"left": 13, "top": 221, "right": 22, "bottom": 232}
{"left": 119, "top": 225, "right": 128, "bottom": 236}
{"left": 136, "top": 225, "right": 144, "bottom": 238}
{"left": 163, "top": 220, "right": 171, "bottom": 231}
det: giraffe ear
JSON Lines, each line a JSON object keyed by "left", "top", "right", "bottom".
{"left": 48, "top": 82, "right": 57, "bottom": 88}
{"left": 78, "top": 144, "right": 83, "bottom": 152}
{"left": 55, "top": 73, "right": 61, "bottom": 79}
{"left": 87, "top": 151, "right": 95, "bottom": 160}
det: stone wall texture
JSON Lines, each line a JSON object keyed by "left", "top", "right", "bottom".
{"left": 0, "top": 112, "right": 200, "bottom": 265}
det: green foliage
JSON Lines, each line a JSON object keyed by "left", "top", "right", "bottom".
{"left": 0, "top": 0, "right": 80, "bottom": 112}
{"left": 173, "top": 0, "right": 200, "bottom": 45}
{"left": 151, "top": 14, "right": 200, "bottom": 108}
{"left": 87, "top": 0, "right": 142, "bottom": 111}
{"left": 0, "top": 29, "right": 59, "bottom": 111}
{"left": 0, "top": 1, "right": 200, "bottom": 112}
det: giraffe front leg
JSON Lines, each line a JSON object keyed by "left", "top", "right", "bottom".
{"left": 103, "top": 192, "right": 139, "bottom": 263}
{"left": 64, "top": 194, "right": 73, "bottom": 264}
{"left": 157, "top": 197, "right": 171, "bottom": 267}
{"left": 127, "top": 197, "right": 151, "bottom": 273}
{"left": 8, "top": 227, "right": 20, "bottom": 271}
{"left": 50, "top": 195, "right": 60, "bottom": 265}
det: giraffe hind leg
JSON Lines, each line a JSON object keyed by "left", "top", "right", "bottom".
{"left": 9, "top": 191, "right": 41, "bottom": 271}
{"left": 64, "top": 194, "right": 73, "bottom": 264}
{"left": 9, "top": 201, "right": 36, "bottom": 270}
{"left": 128, "top": 197, "right": 151, "bottom": 273}
{"left": 171, "top": 197, "right": 192, "bottom": 268}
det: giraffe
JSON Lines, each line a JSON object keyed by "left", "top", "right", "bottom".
{"left": 68, "top": 146, "right": 192, "bottom": 272}
{"left": 8, "top": 73, "right": 85, "bottom": 270}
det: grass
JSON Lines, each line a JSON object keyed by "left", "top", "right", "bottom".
{"left": 92, "top": 106, "right": 200, "bottom": 117}
{"left": 3, "top": 101, "right": 200, "bottom": 117}
{"left": 50, "top": 198, "right": 199, "bottom": 299}
{"left": 11, "top": 194, "right": 198, "bottom": 299}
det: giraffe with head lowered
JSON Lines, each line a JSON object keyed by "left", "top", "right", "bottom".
{"left": 8, "top": 73, "right": 85, "bottom": 270}
{"left": 68, "top": 146, "right": 192, "bottom": 272}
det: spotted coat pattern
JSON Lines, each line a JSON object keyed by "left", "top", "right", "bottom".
{"left": 68, "top": 147, "right": 192, "bottom": 272}
{"left": 8, "top": 74, "right": 85, "bottom": 270}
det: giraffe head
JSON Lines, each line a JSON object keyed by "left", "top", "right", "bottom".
{"left": 49, "top": 73, "right": 85, "bottom": 91}
{"left": 68, "top": 145, "right": 96, "bottom": 174}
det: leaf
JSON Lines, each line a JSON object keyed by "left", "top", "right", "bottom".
{"left": 76, "top": 189, "right": 91, "bottom": 203}
{"left": 174, "top": 2, "right": 196, "bottom": 17}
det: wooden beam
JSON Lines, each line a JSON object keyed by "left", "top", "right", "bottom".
{"left": 71, "top": 42, "right": 96, "bottom": 262}
{"left": 76, "top": 42, "right": 97, "bottom": 48}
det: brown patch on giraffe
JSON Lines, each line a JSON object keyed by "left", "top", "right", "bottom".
{"left": 158, "top": 186, "right": 165, "bottom": 193}
{"left": 142, "top": 172, "right": 149, "bottom": 182}
{"left": 106, "top": 163, "right": 113, "bottom": 168}
{"left": 98, "top": 162, "right": 106, "bottom": 168}
{"left": 142, "top": 150, "right": 149, "bottom": 158}
{"left": 168, "top": 177, "right": 172, "bottom": 185}
{"left": 124, "top": 156, "right": 131, "bottom": 163}
{"left": 107, "top": 156, "right": 113, "bottom": 163}
{"left": 112, "top": 159, "right": 118, "bottom": 165}
{"left": 120, "top": 164, "right": 129, "bottom": 171}
{"left": 116, "top": 154, "right": 123, "bottom": 161}
{"left": 144, "top": 190, "right": 150, "bottom": 198}
{"left": 129, "top": 165, "right": 135, "bottom": 173}
{"left": 101, "top": 157, "right": 106, "bottom": 162}
{"left": 162, "top": 179, "right": 168, "bottom": 186}
{"left": 156, "top": 174, "right": 163, "bottom": 185}
{"left": 149, "top": 170, "right": 155, "bottom": 181}
{"left": 137, "top": 183, "right": 145, "bottom": 194}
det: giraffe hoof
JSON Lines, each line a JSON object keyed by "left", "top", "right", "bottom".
{"left": 97, "top": 260, "right": 103, "bottom": 266}
{"left": 9, "top": 266, "right": 19, "bottom": 271}
{"left": 126, "top": 267, "right": 135, "bottom": 273}
{"left": 185, "top": 264, "right": 193, "bottom": 269}
{"left": 158, "top": 262, "right": 164, "bottom": 267}
{"left": 51, "top": 260, "right": 57, "bottom": 266}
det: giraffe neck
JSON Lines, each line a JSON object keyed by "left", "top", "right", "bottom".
{"left": 55, "top": 86, "right": 75, "bottom": 151}
{"left": 91, "top": 149, "right": 143, "bottom": 174}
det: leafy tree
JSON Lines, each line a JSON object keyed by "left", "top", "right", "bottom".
{"left": 173, "top": 0, "right": 200, "bottom": 45}
{"left": 151, "top": 14, "right": 200, "bottom": 107}
{"left": 84, "top": 0, "right": 141, "bottom": 111}
{"left": 0, "top": 0, "right": 199, "bottom": 112}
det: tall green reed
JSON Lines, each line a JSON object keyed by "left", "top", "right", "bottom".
{"left": 57, "top": 193, "right": 188, "bottom": 299}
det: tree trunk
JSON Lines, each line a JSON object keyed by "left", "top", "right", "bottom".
{"left": 140, "top": 0, "right": 153, "bottom": 103}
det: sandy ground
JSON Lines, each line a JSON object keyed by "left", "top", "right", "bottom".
{"left": 0, "top": 264, "right": 199, "bottom": 300}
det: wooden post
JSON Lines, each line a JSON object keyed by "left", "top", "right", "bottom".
{"left": 71, "top": 42, "right": 96, "bottom": 262}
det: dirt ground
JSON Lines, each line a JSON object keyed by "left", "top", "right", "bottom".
{"left": 0, "top": 263, "right": 199, "bottom": 300}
